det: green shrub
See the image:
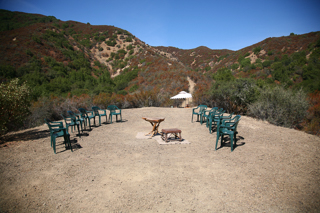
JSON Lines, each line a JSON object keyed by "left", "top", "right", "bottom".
{"left": 209, "top": 78, "right": 259, "bottom": 114}
{"left": 253, "top": 46, "right": 261, "bottom": 55}
{"left": 126, "top": 44, "right": 133, "bottom": 50}
{"left": 129, "top": 84, "right": 139, "bottom": 93}
{"left": 240, "top": 58, "right": 251, "bottom": 68}
{"left": 231, "top": 63, "right": 239, "bottom": 70}
{"left": 262, "top": 60, "right": 272, "bottom": 68}
{"left": 0, "top": 79, "right": 31, "bottom": 135}
{"left": 267, "top": 50, "right": 274, "bottom": 56}
{"left": 32, "top": 35, "right": 41, "bottom": 44}
{"left": 212, "top": 67, "right": 235, "bottom": 81}
{"left": 205, "top": 66, "right": 211, "bottom": 71}
{"left": 248, "top": 86, "right": 308, "bottom": 128}
{"left": 126, "top": 37, "right": 133, "bottom": 42}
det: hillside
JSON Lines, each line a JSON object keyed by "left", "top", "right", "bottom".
{"left": 0, "top": 9, "right": 190, "bottom": 99}
{"left": 1, "top": 10, "right": 320, "bottom": 97}
{"left": 0, "top": 10, "right": 320, "bottom": 135}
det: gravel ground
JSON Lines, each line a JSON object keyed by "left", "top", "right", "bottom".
{"left": 0, "top": 107, "right": 319, "bottom": 212}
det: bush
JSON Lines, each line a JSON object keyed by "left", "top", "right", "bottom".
{"left": 212, "top": 67, "right": 235, "bottom": 81}
{"left": 267, "top": 50, "right": 274, "bottom": 56}
{"left": 231, "top": 63, "right": 239, "bottom": 70}
{"left": 262, "top": 60, "right": 272, "bottom": 68}
{"left": 209, "top": 78, "right": 259, "bottom": 114}
{"left": 253, "top": 46, "right": 261, "bottom": 55}
{"left": 0, "top": 79, "right": 31, "bottom": 135}
{"left": 248, "top": 86, "right": 308, "bottom": 128}
{"left": 240, "top": 58, "right": 251, "bottom": 68}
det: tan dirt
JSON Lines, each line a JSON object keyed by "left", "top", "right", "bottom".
{"left": 0, "top": 107, "right": 319, "bottom": 212}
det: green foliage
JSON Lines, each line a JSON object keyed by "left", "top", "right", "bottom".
{"left": 129, "top": 84, "right": 139, "bottom": 93}
{"left": 231, "top": 63, "right": 239, "bottom": 70}
{"left": 205, "top": 66, "right": 211, "bottom": 71}
{"left": 209, "top": 78, "right": 260, "bottom": 114}
{"left": 0, "top": 65, "right": 17, "bottom": 80}
{"left": 0, "top": 79, "right": 31, "bottom": 135}
{"left": 262, "top": 60, "right": 272, "bottom": 68}
{"left": 106, "top": 39, "right": 117, "bottom": 46}
{"left": 240, "top": 58, "right": 251, "bottom": 68}
{"left": 267, "top": 50, "right": 274, "bottom": 56}
{"left": 0, "top": 9, "right": 59, "bottom": 32}
{"left": 61, "top": 22, "right": 69, "bottom": 29}
{"left": 253, "top": 46, "right": 261, "bottom": 55}
{"left": 114, "top": 68, "right": 139, "bottom": 92}
{"left": 125, "top": 37, "right": 133, "bottom": 42}
{"left": 32, "top": 35, "right": 42, "bottom": 44}
{"left": 126, "top": 44, "right": 133, "bottom": 50}
{"left": 297, "top": 48, "right": 320, "bottom": 92}
{"left": 248, "top": 87, "right": 308, "bottom": 128}
{"left": 212, "top": 67, "right": 235, "bottom": 81}
{"left": 218, "top": 54, "right": 229, "bottom": 62}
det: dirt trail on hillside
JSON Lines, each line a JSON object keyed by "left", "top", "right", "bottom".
{"left": 181, "top": 76, "right": 196, "bottom": 107}
{"left": 0, "top": 107, "right": 319, "bottom": 212}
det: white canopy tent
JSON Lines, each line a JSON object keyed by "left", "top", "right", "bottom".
{"left": 170, "top": 91, "right": 192, "bottom": 107}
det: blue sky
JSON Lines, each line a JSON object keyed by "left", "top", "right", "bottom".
{"left": 1, "top": 0, "right": 319, "bottom": 50}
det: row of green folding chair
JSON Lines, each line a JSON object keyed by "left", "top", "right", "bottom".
{"left": 192, "top": 105, "right": 241, "bottom": 151}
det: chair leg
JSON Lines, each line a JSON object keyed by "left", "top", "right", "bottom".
{"left": 87, "top": 118, "right": 92, "bottom": 130}
{"left": 215, "top": 132, "right": 220, "bottom": 150}
{"left": 52, "top": 137, "right": 56, "bottom": 154}
{"left": 76, "top": 124, "right": 81, "bottom": 138}
{"left": 67, "top": 135, "right": 73, "bottom": 152}
{"left": 230, "top": 134, "right": 234, "bottom": 152}
{"left": 120, "top": 114, "right": 122, "bottom": 122}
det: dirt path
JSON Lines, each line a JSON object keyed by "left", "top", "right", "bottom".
{"left": 181, "top": 76, "right": 196, "bottom": 107}
{"left": 0, "top": 107, "right": 319, "bottom": 212}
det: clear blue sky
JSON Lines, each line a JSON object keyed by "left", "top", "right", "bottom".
{"left": 1, "top": 0, "right": 319, "bottom": 50}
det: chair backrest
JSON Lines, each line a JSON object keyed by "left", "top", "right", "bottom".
{"left": 67, "top": 110, "right": 76, "bottom": 117}
{"left": 78, "top": 108, "right": 88, "bottom": 117}
{"left": 44, "top": 118, "right": 51, "bottom": 126}
{"left": 208, "top": 107, "right": 218, "bottom": 114}
{"left": 233, "top": 115, "right": 241, "bottom": 130}
{"left": 107, "top": 105, "right": 118, "bottom": 112}
{"left": 61, "top": 114, "right": 68, "bottom": 122}
{"left": 44, "top": 118, "right": 62, "bottom": 131}
{"left": 198, "top": 105, "right": 207, "bottom": 113}
{"left": 227, "top": 115, "right": 241, "bottom": 131}
{"left": 91, "top": 106, "right": 100, "bottom": 116}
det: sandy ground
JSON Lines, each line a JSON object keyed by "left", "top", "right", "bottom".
{"left": 0, "top": 107, "right": 319, "bottom": 212}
